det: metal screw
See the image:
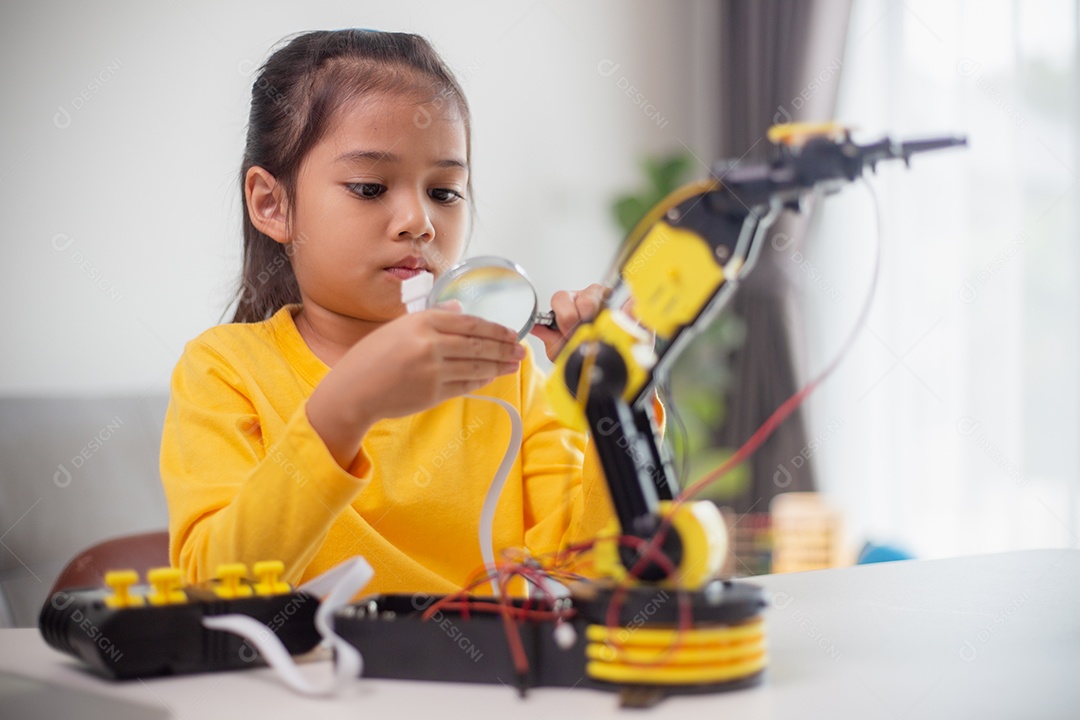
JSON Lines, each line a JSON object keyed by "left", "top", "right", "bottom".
{"left": 704, "top": 580, "right": 725, "bottom": 605}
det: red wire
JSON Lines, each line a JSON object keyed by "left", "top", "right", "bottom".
{"left": 635, "top": 180, "right": 884, "bottom": 581}
{"left": 679, "top": 377, "right": 821, "bottom": 505}
{"left": 601, "top": 535, "right": 694, "bottom": 668}
{"left": 414, "top": 185, "right": 883, "bottom": 685}
{"left": 422, "top": 557, "right": 584, "bottom": 686}
{"left": 678, "top": 178, "right": 882, "bottom": 509}
{"left": 433, "top": 602, "right": 571, "bottom": 621}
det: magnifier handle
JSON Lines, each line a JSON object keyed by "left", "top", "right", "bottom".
{"left": 535, "top": 311, "right": 559, "bottom": 332}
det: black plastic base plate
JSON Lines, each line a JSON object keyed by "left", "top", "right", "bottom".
{"left": 334, "top": 579, "right": 767, "bottom": 699}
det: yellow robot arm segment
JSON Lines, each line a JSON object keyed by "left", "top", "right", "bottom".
{"left": 545, "top": 308, "right": 652, "bottom": 432}
{"left": 621, "top": 220, "right": 725, "bottom": 339}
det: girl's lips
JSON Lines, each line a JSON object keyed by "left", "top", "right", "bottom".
{"left": 385, "top": 267, "right": 427, "bottom": 280}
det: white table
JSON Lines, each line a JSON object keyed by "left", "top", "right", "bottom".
{"left": 1, "top": 550, "right": 1077, "bottom": 719}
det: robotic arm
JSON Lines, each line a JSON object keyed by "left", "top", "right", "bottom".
{"left": 547, "top": 123, "right": 967, "bottom": 584}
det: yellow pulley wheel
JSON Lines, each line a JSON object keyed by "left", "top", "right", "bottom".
{"left": 584, "top": 617, "right": 766, "bottom": 686}
{"left": 586, "top": 652, "right": 767, "bottom": 685}
{"left": 586, "top": 638, "right": 764, "bottom": 666}
{"left": 585, "top": 617, "right": 764, "bottom": 647}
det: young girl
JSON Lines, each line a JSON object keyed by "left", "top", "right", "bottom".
{"left": 161, "top": 29, "right": 615, "bottom": 595}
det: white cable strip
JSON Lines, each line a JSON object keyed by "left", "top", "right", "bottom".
{"left": 402, "top": 276, "right": 524, "bottom": 599}
{"left": 201, "top": 556, "right": 374, "bottom": 696}
{"left": 464, "top": 394, "right": 523, "bottom": 598}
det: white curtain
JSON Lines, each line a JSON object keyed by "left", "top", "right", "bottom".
{"left": 802, "top": 0, "right": 1079, "bottom": 558}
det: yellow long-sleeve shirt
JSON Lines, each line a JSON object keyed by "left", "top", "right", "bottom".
{"left": 161, "top": 305, "right": 616, "bottom": 594}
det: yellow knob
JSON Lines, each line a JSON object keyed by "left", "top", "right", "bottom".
{"left": 253, "top": 560, "right": 291, "bottom": 596}
{"left": 104, "top": 569, "right": 145, "bottom": 608}
{"left": 214, "top": 563, "right": 252, "bottom": 599}
{"left": 147, "top": 567, "right": 186, "bottom": 605}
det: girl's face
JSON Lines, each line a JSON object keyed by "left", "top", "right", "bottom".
{"left": 286, "top": 92, "right": 469, "bottom": 324}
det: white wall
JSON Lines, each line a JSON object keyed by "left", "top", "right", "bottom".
{"left": 0, "top": 0, "right": 721, "bottom": 395}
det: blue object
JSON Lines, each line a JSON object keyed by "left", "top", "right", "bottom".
{"left": 857, "top": 542, "right": 914, "bottom": 564}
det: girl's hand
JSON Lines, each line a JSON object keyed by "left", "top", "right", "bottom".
{"left": 308, "top": 303, "right": 524, "bottom": 467}
{"left": 530, "top": 283, "right": 609, "bottom": 362}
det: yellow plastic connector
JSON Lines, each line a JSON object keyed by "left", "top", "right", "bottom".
{"left": 253, "top": 560, "right": 291, "bottom": 596}
{"left": 766, "top": 121, "right": 847, "bottom": 146}
{"left": 214, "top": 563, "right": 253, "bottom": 599}
{"left": 146, "top": 567, "right": 186, "bottom": 605}
{"left": 103, "top": 569, "right": 145, "bottom": 608}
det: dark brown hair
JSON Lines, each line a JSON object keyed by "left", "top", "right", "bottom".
{"left": 232, "top": 29, "right": 471, "bottom": 322}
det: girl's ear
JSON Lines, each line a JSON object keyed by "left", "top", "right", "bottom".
{"left": 245, "top": 166, "right": 289, "bottom": 244}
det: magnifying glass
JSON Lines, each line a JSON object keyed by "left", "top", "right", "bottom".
{"left": 428, "top": 256, "right": 557, "bottom": 340}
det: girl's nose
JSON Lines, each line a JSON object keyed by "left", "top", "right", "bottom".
{"left": 392, "top": 192, "right": 435, "bottom": 242}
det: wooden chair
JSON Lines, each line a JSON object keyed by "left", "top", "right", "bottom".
{"left": 49, "top": 531, "right": 170, "bottom": 596}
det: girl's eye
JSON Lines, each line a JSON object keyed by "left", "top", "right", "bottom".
{"left": 347, "top": 183, "right": 386, "bottom": 199}
{"left": 430, "top": 188, "right": 464, "bottom": 204}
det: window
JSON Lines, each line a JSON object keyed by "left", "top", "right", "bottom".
{"left": 803, "top": 0, "right": 1079, "bottom": 557}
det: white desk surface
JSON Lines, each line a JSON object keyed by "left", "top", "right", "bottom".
{"left": 1, "top": 549, "right": 1077, "bottom": 719}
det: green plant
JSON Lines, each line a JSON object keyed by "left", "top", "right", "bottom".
{"left": 611, "top": 154, "right": 695, "bottom": 237}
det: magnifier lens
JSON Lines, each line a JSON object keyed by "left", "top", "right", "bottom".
{"left": 429, "top": 257, "right": 540, "bottom": 340}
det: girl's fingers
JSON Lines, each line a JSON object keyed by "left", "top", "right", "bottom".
{"left": 439, "top": 358, "right": 520, "bottom": 383}
{"left": 440, "top": 334, "right": 525, "bottom": 363}
{"left": 549, "top": 290, "right": 582, "bottom": 332}
{"left": 534, "top": 284, "right": 611, "bottom": 362}
{"left": 549, "top": 285, "right": 608, "bottom": 337}
{"left": 445, "top": 378, "right": 499, "bottom": 396}
{"left": 529, "top": 323, "right": 561, "bottom": 347}
{"left": 433, "top": 299, "right": 463, "bottom": 313}
{"left": 428, "top": 307, "right": 519, "bottom": 344}
{"left": 572, "top": 284, "right": 608, "bottom": 322}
